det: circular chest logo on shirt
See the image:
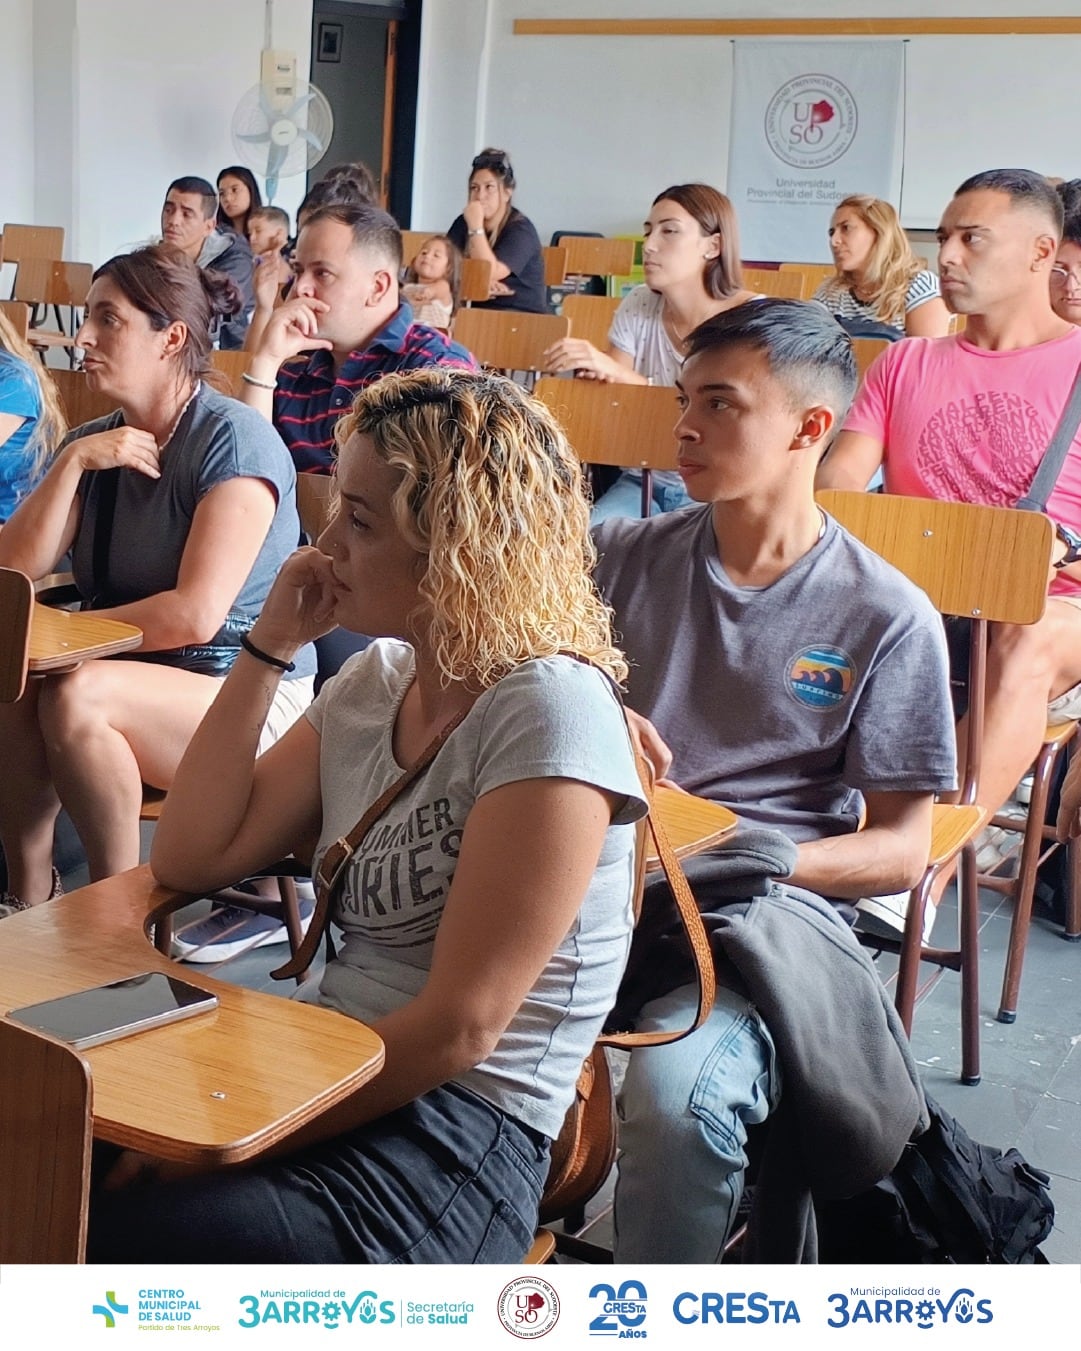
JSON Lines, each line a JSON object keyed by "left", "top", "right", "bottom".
{"left": 764, "top": 73, "right": 858, "bottom": 169}
{"left": 786, "top": 646, "right": 856, "bottom": 709}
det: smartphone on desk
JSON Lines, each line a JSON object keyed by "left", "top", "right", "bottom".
{"left": 6, "top": 971, "right": 218, "bottom": 1050}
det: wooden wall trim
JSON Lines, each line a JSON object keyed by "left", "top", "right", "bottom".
{"left": 513, "top": 18, "right": 1081, "bottom": 38}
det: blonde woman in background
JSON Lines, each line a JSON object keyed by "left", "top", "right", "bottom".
{"left": 815, "top": 194, "right": 950, "bottom": 337}
{"left": 0, "top": 310, "right": 67, "bottom": 522}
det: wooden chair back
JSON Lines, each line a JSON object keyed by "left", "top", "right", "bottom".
{"left": 779, "top": 261, "right": 836, "bottom": 295}
{"left": 51, "top": 368, "right": 118, "bottom": 429}
{"left": 0, "top": 567, "right": 33, "bottom": 703}
{"left": 742, "top": 267, "right": 806, "bottom": 299}
{"left": 533, "top": 376, "right": 679, "bottom": 471}
{"left": 13, "top": 258, "right": 92, "bottom": 308}
{"left": 0, "top": 299, "right": 31, "bottom": 341}
{"left": 560, "top": 235, "right": 635, "bottom": 279}
{"left": 296, "top": 473, "right": 338, "bottom": 542}
{"left": 400, "top": 229, "right": 434, "bottom": 265}
{"left": 542, "top": 244, "right": 568, "bottom": 286}
{"left": 1, "top": 224, "right": 65, "bottom": 265}
{"left": 0, "top": 1018, "right": 92, "bottom": 1261}
{"left": 210, "top": 348, "right": 250, "bottom": 396}
{"left": 562, "top": 294, "right": 621, "bottom": 351}
{"left": 850, "top": 337, "right": 893, "bottom": 382}
{"left": 452, "top": 309, "right": 569, "bottom": 374}
{"left": 457, "top": 256, "right": 493, "bottom": 305}
{"left": 816, "top": 490, "right": 1051, "bottom": 625}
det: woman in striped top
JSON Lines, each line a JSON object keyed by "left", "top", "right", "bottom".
{"left": 814, "top": 195, "right": 950, "bottom": 338}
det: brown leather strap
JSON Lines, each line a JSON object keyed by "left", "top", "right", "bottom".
{"left": 272, "top": 708, "right": 469, "bottom": 981}
{"left": 598, "top": 779, "right": 717, "bottom": 1049}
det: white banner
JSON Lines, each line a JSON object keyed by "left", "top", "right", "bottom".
{"left": 0, "top": 1262, "right": 1078, "bottom": 1347}
{"left": 728, "top": 41, "right": 905, "bottom": 264}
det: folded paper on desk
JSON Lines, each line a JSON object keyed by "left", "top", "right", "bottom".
{"left": 7, "top": 971, "right": 218, "bottom": 1050}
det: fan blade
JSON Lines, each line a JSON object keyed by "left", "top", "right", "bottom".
{"left": 258, "top": 86, "right": 276, "bottom": 124}
{"left": 235, "top": 130, "right": 273, "bottom": 145}
{"left": 299, "top": 129, "right": 325, "bottom": 153}
{"left": 284, "top": 89, "right": 316, "bottom": 121}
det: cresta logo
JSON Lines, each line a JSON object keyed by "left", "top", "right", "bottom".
{"left": 673, "top": 1292, "right": 800, "bottom": 1325}
{"left": 92, "top": 1292, "right": 129, "bottom": 1328}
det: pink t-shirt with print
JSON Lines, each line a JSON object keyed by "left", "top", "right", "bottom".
{"left": 843, "top": 328, "right": 1081, "bottom": 596}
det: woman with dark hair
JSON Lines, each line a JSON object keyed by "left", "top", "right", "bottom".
{"left": 87, "top": 367, "right": 645, "bottom": 1262}
{"left": 216, "top": 165, "right": 262, "bottom": 237}
{"left": 814, "top": 194, "right": 948, "bottom": 337}
{"left": 545, "top": 183, "right": 758, "bottom": 519}
{"left": 446, "top": 148, "right": 546, "bottom": 313}
{"left": 1050, "top": 180, "right": 1081, "bottom": 327}
{"left": 0, "top": 244, "right": 315, "bottom": 919}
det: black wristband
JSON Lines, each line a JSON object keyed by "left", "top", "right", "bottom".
{"left": 240, "top": 633, "right": 296, "bottom": 673}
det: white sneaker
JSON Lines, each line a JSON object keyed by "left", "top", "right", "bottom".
{"left": 855, "top": 890, "right": 937, "bottom": 945}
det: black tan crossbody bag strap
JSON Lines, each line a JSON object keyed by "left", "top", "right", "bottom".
{"left": 1015, "top": 362, "right": 1081, "bottom": 512}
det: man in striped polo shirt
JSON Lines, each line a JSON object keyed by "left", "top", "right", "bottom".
{"left": 241, "top": 203, "right": 475, "bottom": 473}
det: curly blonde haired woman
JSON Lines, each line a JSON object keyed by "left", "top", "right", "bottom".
{"left": 89, "top": 367, "right": 647, "bottom": 1264}
{"left": 815, "top": 194, "right": 950, "bottom": 337}
{"left": 0, "top": 308, "right": 67, "bottom": 521}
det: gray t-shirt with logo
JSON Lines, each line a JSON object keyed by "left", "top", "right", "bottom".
{"left": 302, "top": 641, "right": 647, "bottom": 1139}
{"left": 594, "top": 506, "right": 956, "bottom": 843}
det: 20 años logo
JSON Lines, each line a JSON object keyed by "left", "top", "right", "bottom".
{"left": 589, "top": 1280, "right": 647, "bottom": 1337}
{"left": 827, "top": 1289, "right": 993, "bottom": 1329}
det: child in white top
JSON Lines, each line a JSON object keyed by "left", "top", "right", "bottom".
{"left": 403, "top": 234, "right": 459, "bottom": 330}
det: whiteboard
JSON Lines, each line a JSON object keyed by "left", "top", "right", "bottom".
{"left": 901, "top": 36, "right": 1081, "bottom": 228}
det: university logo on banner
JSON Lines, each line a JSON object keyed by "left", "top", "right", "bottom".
{"left": 728, "top": 41, "right": 905, "bottom": 262}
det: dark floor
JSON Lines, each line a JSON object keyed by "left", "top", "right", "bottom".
{"left": 79, "top": 811, "right": 1081, "bottom": 1264}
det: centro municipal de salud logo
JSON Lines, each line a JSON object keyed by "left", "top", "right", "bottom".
{"left": 92, "top": 1292, "right": 129, "bottom": 1328}
{"left": 765, "top": 73, "right": 858, "bottom": 169}
{"left": 497, "top": 1276, "right": 560, "bottom": 1338}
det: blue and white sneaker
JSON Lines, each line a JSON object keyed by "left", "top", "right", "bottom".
{"left": 171, "top": 882, "right": 315, "bottom": 963}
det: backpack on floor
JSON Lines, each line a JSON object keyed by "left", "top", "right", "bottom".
{"left": 816, "top": 1093, "right": 1054, "bottom": 1263}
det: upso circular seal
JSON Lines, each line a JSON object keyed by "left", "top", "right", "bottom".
{"left": 497, "top": 1276, "right": 560, "bottom": 1338}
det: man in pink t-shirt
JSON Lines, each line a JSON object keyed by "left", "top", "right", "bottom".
{"left": 819, "top": 168, "right": 1081, "bottom": 920}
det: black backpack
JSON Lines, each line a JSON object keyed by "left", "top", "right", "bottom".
{"left": 816, "top": 1094, "right": 1054, "bottom": 1263}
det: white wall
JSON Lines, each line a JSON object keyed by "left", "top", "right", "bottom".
{"left": 0, "top": 0, "right": 37, "bottom": 225}
{"left": 414, "top": 0, "right": 1081, "bottom": 246}
{"left": 7, "top": 0, "right": 315, "bottom": 265}
{"left": 67, "top": 0, "right": 313, "bottom": 265}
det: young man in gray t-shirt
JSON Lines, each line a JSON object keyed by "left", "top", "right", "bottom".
{"left": 592, "top": 299, "right": 956, "bottom": 1262}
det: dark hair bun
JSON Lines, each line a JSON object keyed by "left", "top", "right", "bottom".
{"left": 200, "top": 268, "right": 242, "bottom": 319}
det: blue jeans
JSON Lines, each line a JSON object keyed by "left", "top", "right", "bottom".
{"left": 590, "top": 470, "right": 693, "bottom": 523}
{"left": 613, "top": 982, "right": 780, "bottom": 1262}
{"left": 87, "top": 1082, "right": 549, "bottom": 1263}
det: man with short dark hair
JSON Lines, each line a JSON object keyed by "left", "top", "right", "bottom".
{"left": 595, "top": 299, "right": 955, "bottom": 1261}
{"left": 241, "top": 203, "right": 475, "bottom": 473}
{"left": 161, "top": 176, "right": 255, "bottom": 349}
{"left": 819, "top": 168, "right": 1081, "bottom": 934}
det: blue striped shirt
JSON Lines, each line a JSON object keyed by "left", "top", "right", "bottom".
{"left": 273, "top": 303, "right": 476, "bottom": 473}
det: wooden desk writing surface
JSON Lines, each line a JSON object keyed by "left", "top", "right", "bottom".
{"left": 0, "top": 866, "right": 384, "bottom": 1164}
{"left": 646, "top": 787, "right": 738, "bottom": 870}
{"left": 29, "top": 604, "right": 142, "bottom": 672}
